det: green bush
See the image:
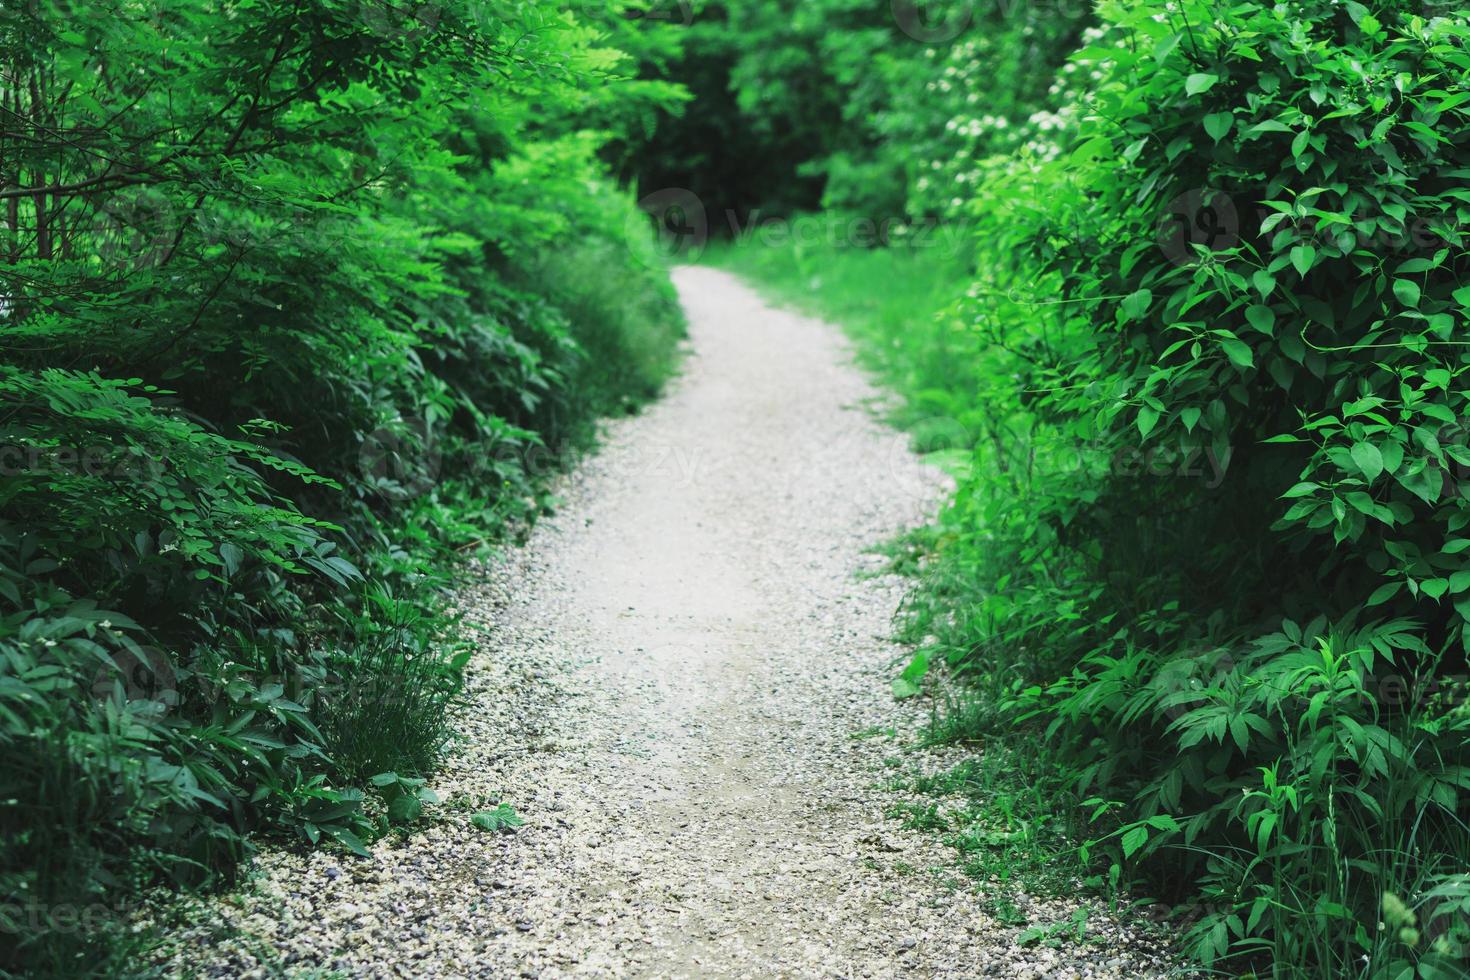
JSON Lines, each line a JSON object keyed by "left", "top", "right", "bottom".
{"left": 0, "top": 1, "right": 684, "bottom": 974}
{"left": 901, "top": 0, "right": 1470, "bottom": 972}
{"left": 668, "top": 1, "right": 1470, "bottom": 972}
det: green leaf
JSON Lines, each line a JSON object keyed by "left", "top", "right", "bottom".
{"left": 324, "top": 826, "right": 371, "bottom": 858}
{"left": 471, "top": 804, "right": 524, "bottom": 832}
{"left": 892, "top": 650, "right": 929, "bottom": 699}
{"left": 1220, "top": 337, "right": 1254, "bottom": 369}
{"left": 1186, "top": 73, "right": 1220, "bottom": 95}
{"left": 1351, "top": 442, "right": 1383, "bottom": 481}
{"left": 388, "top": 794, "right": 423, "bottom": 823}
{"left": 1290, "top": 245, "right": 1316, "bottom": 277}
{"left": 891, "top": 677, "right": 921, "bottom": 699}
{"left": 1393, "top": 279, "right": 1421, "bottom": 308}
{"left": 1245, "top": 305, "right": 1275, "bottom": 336}
{"left": 1203, "top": 112, "right": 1233, "bottom": 142}
{"left": 1366, "top": 581, "right": 1402, "bottom": 605}
{"left": 1120, "top": 288, "right": 1152, "bottom": 321}
{"left": 1380, "top": 440, "right": 1403, "bottom": 474}
{"left": 1121, "top": 825, "right": 1149, "bottom": 857}
{"left": 1291, "top": 129, "right": 1310, "bottom": 160}
{"left": 1137, "top": 405, "right": 1160, "bottom": 438}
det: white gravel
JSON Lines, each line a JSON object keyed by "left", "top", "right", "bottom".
{"left": 147, "top": 266, "right": 1183, "bottom": 978}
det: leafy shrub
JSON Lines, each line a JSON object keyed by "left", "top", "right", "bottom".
{"left": 685, "top": 0, "right": 1470, "bottom": 971}
{"left": 0, "top": 0, "right": 685, "bottom": 973}
{"left": 897, "top": 0, "right": 1470, "bottom": 973}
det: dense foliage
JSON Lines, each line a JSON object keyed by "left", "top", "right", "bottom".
{"left": 918, "top": 1, "right": 1470, "bottom": 972}
{"left": 0, "top": 1, "right": 684, "bottom": 974}
{"left": 628, "top": 0, "right": 1090, "bottom": 223}
{"left": 8, "top": 0, "right": 1470, "bottom": 974}
{"left": 704, "top": 0, "right": 1470, "bottom": 975}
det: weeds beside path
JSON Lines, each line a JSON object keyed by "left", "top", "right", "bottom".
{"left": 151, "top": 268, "right": 1177, "bottom": 978}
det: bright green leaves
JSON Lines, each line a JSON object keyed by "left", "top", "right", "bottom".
{"left": 1345, "top": 0, "right": 1384, "bottom": 37}
{"left": 901, "top": 0, "right": 1470, "bottom": 972}
{"left": 1186, "top": 72, "right": 1220, "bottom": 96}
{"left": 1380, "top": 439, "right": 1404, "bottom": 476}
{"left": 1120, "top": 288, "right": 1153, "bottom": 322}
{"left": 1136, "top": 404, "right": 1161, "bottom": 438}
{"left": 0, "top": 1, "right": 692, "bottom": 971}
{"left": 1350, "top": 442, "right": 1383, "bottom": 482}
{"left": 1393, "top": 278, "right": 1422, "bottom": 308}
{"left": 471, "top": 804, "right": 523, "bottom": 832}
{"left": 1290, "top": 245, "right": 1316, "bottom": 278}
{"left": 892, "top": 649, "right": 930, "bottom": 698}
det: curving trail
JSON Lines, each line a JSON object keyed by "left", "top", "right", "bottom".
{"left": 155, "top": 267, "right": 1176, "bottom": 978}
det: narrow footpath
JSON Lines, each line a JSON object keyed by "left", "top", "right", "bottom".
{"left": 156, "top": 267, "right": 1176, "bottom": 978}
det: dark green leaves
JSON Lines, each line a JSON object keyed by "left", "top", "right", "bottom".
{"left": 1218, "top": 335, "right": 1255, "bottom": 369}
{"left": 1245, "top": 304, "right": 1276, "bottom": 336}
{"left": 1204, "top": 112, "right": 1234, "bottom": 142}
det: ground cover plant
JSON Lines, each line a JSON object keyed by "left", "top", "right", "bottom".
{"left": 0, "top": 1, "right": 684, "bottom": 974}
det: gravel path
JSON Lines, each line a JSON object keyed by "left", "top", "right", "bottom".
{"left": 151, "top": 267, "right": 1180, "bottom": 978}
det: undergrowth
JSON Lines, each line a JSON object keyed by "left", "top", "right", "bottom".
{"left": 0, "top": 2, "right": 685, "bottom": 975}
